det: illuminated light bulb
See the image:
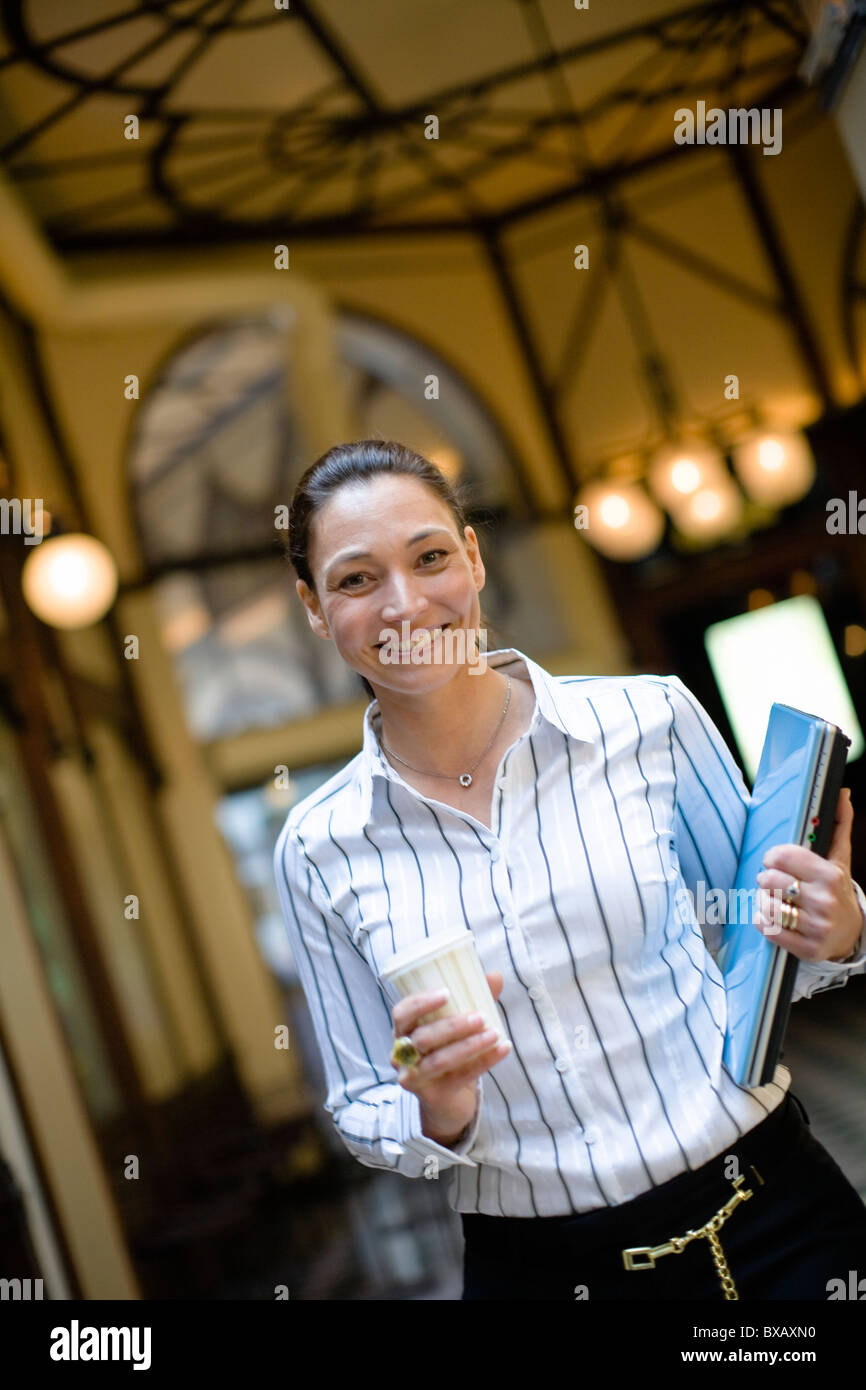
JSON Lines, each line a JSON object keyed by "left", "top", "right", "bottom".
{"left": 669, "top": 473, "right": 743, "bottom": 543}
{"left": 758, "top": 439, "right": 785, "bottom": 470}
{"left": 648, "top": 443, "right": 726, "bottom": 509}
{"left": 732, "top": 430, "right": 815, "bottom": 506}
{"left": 670, "top": 459, "right": 701, "bottom": 494}
{"left": 21, "top": 533, "right": 118, "bottom": 629}
{"left": 599, "top": 493, "right": 631, "bottom": 528}
{"left": 575, "top": 480, "right": 665, "bottom": 561}
{"left": 692, "top": 489, "right": 722, "bottom": 521}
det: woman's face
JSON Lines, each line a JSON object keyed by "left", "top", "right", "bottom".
{"left": 296, "top": 473, "right": 486, "bottom": 694}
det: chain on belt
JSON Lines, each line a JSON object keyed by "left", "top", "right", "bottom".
{"left": 621, "top": 1166, "right": 765, "bottom": 1299}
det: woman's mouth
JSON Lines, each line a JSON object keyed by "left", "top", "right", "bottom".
{"left": 375, "top": 623, "right": 453, "bottom": 653}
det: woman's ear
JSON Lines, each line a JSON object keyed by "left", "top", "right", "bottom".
{"left": 463, "top": 525, "right": 485, "bottom": 588}
{"left": 296, "top": 579, "right": 331, "bottom": 640}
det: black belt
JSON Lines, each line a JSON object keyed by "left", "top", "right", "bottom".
{"left": 622, "top": 1166, "right": 763, "bottom": 1298}
{"left": 461, "top": 1090, "right": 808, "bottom": 1297}
{"left": 620, "top": 1092, "right": 806, "bottom": 1299}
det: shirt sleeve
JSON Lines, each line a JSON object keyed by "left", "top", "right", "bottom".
{"left": 664, "top": 674, "right": 866, "bottom": 1003}
{"left": 273, "top": 819, "right": 482, "bottom": 1177}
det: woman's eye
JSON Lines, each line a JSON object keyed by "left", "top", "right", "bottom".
{"left": 338, "top": 551, "right": 447, "bottom": 589}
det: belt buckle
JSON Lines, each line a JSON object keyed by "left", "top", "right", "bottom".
{"left": 621, "top": 1168, "right": 765, "bottom": 1291}
{"left": 622, "top": 1241, "right": 673, "bottom": 1270}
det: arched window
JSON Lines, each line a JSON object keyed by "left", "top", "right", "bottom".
{"left": 128, "top": 308, "right": 567, "bottom": 743}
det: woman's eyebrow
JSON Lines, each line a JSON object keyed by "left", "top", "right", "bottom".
{"left": 324, "top": 527, "right": 452, "bottom": 578}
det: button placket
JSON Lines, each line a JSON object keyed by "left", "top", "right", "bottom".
{"left": 524, "top": 976, "right": 579, "bottom": 1075}
{"left": 528, "top": 981, "right": 602, "bottom": 1129}
{"left": 518, "top": 976, "right": 601, "bottom": 1135}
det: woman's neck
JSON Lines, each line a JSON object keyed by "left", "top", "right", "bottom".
{"left": 373, "top": 666, "right": 514, "bottom": 774}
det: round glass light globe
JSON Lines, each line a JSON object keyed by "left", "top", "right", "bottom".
{"left": 21, "top": 533, "right": 118, "bottom": 629}
{"left": 731, "top": 430, "right": 815, "bottom": 506}
{"left": 575, "top": 480, "right": 665, "bottom": 560}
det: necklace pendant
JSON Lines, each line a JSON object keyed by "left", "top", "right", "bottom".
{"left": 459, "top": 773, "right": 473, "bottom": 787}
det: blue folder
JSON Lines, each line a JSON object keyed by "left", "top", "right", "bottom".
{"left": 718, "top": 703, "right": 851, "bottom": 1087}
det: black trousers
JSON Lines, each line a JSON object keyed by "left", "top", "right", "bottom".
{"left": 460, "top": 1093, "right": 866, "bottom": 1300}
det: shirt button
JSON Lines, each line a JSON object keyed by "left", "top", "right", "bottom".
{"left": 490, "top": 844, "right": 502, "bottom": 862}
{"left": 528, "top": 986, "right": 543, "bottom": 1000}
{"left": 584, "top": 1127, "right": 599, "bottom": 1145}
{"left": 554, "top": 1057, "right": 570, "bottom": 1073}
{"left": 502, "top": 915, "right": 514, "bottom": 931}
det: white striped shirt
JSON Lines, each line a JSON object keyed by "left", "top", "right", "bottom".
{"left": 273, "top": 648, "right": 866, "bottom": 1217}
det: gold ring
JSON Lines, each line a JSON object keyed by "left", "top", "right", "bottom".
{"left": 783, "top": 878, "right": 801, "bottom": 904}
{"left": 780, "top": 901, "right": 800, "bottom": 933}
{"left": 391, "top": 1035, "right": 421, "bottom": 1069}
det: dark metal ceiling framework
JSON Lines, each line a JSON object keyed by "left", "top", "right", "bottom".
{"left": 0, "top": 0, "right": 859, "bottom": 509}
{"left": 0, "top": 0, "right": 813, "bottom": 243}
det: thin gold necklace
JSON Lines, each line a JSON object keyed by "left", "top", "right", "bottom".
{"left": 378, "top": 676, "right": 512, "bottom": 788}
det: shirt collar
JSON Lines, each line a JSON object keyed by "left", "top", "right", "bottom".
{"left": 355, "top": 647, "right": 597, "bottom": 827}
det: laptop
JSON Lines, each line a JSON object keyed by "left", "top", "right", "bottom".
{"left": 718, "top": 703, "right": 851, "bottom": 1087}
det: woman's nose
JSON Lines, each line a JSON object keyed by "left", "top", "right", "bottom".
{"left": 379, "top": 571, "right": 430, "bottom": 624}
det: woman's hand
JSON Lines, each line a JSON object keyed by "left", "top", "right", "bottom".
{"left": 755, "top": 787, "right": 865, "bottom": 963}
{"left": 391, "top": 971, "right": 510, "bottom": 1145}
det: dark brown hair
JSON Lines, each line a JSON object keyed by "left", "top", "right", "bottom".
{"left": 284, "top": 439, "right": 498, "bottom": 699}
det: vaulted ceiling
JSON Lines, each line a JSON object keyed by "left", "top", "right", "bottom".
{"left": 0, "top": 0, "right": 828, "bottom": 246}
{"left": 1, "top": 1, "right": 864, "bottom": 484}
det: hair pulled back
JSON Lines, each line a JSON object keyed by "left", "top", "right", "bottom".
{"left": 287, "top": 439, "right": 471, "bottom": 591}
{"left": 285, "top": 439, "right": 495, "bottom": 701}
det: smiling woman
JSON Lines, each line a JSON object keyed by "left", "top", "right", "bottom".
{"left": 274, "top": 437, "right": 866, "bottom": 1303}
{"left": 285, "top": 439, "right": 497, "bottom": 703}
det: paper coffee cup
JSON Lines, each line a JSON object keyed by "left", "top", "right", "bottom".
{"left": 379, "top": 928, "right": 505, "bottom": 1040}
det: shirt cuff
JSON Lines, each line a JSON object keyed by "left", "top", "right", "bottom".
{"left": 401, "top": 1078, "right": 482, "bottom": 1169}
{"left": 450, "top": 1078, "right": 484, "bottom": 1155}
{"left": 794, "top": 877, "right": 866, "bottom": 990}
{"left": 834, "top": 876, "right": 866, "bottom": 961}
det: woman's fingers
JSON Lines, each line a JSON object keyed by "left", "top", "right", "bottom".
{"left": 392, "top": 988, "right": 450, "bottom": 1037}
{"left": 391, "top": 983, "right": 511, "bottom": 1090}
{"left": 485, "top": 970, "right": 504, "bottom": 1000}
{"left": 439, "top": 1038, "right": 512, "bottom": 1086}
{"left": 413, "top": 1026, "right": 501, "bottom": 1080}
{"left": 400, "top": 1035, "right": 511, "bottom": 1094}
